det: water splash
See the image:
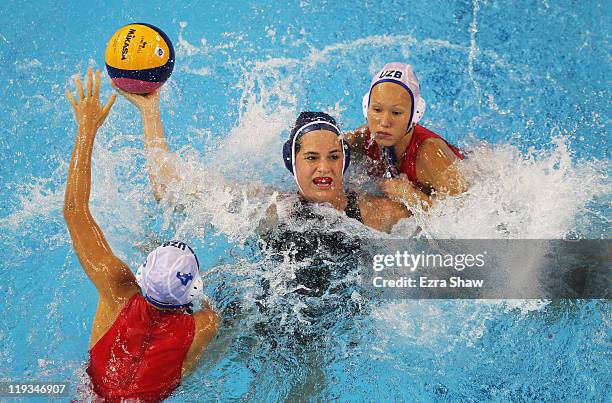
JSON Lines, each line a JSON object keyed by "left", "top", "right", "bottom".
{"left": 1, "top": 20, "right": 609, "bottom": 400}
{"left": 400, "top": 136, "right": 609, "bottom": 239}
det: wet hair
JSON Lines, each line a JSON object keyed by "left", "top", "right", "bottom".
{"left": 290, "top": 111, "right": 339, "bottom": 138}
{"left": 292, "top": 112, "right": 338, "bottom": 154}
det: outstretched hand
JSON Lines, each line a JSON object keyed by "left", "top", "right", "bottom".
{"left": 65, "top": 67, "right": 116, "bottom": 130}
{"left": 113, "top": 84, "right": 161, "bottom": 113}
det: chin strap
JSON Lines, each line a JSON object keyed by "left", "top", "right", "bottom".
{"left": 381, "top": 146, "right": 399, "bottom": 179}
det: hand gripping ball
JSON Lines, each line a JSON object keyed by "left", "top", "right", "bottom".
{"left": 105, "top": 23, "right": 175, "bottom": 94}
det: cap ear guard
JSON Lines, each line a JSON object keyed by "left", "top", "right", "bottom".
{"left": 282, "top": 139, "right": 294, "bottom": 173}
{"left": 187, "top": 275, "right": 204, "bottom": 301}
{"left": 412, "top": 96, "right": 426, "bottom": 126}
{"left": 362, "top": 92, "right": 369, "bottom": 119}
{"left": 136, "top": 262, "right": 146, "bottom": 290}
{"left": 341, "top": 139, "right": 351, "bottom": 173}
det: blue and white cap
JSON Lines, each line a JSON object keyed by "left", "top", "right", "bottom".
{"left": 136, "top": 240, "right": 203, "bottom": 309}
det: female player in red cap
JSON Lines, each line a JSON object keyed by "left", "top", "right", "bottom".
{"left": 64, "top": 68, "right": 219, "bottom": 402}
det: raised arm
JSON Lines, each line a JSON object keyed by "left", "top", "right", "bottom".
{"left": 64, "top": 68, "right": 138, "bottom": 303}
{"left": 114, "top": 87, "right": 179, "bottom": 202}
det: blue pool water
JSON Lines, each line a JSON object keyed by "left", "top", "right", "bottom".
{"left": 0, "top": 0, "right": 610, "bottom": 401}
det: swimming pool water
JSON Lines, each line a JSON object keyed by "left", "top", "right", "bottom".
{"left": 0, "top": 0, "right": 609, "bottom": 401}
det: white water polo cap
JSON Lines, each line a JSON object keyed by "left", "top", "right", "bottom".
{"left": 362, "top": 62, "right": 427, "bottom": 129}
{"left": 136, "top": 240, "right": 203, "bottom": 309}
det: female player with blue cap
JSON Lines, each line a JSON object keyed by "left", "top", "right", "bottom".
{"left": 64, "top": 68, "right": 219, "bottom": 401}
{"left": 347, "top": 62, "right": 468, "bottom": 200}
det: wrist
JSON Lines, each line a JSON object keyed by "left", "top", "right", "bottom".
{"left": 140, "top": 103, "right": 160, "bottom": 116}
{"left": 78, "top": 123, "right": 98, "bottom": 136}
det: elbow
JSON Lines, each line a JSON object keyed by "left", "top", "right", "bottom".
{"left": 63, "top": 199, "right": 89, "bottom": 223}
{"left": 63, "top": 200, "right": 78, "bottom": 222}
{"left": 151, "top": 183, "right": 167, "bottom": 204}
{"left": 446, "top": 167, "right": 469, "bottom": 195}
{"left": 416, "top": 199, "right": 430, "bottom": 212}
{"left": 447, "top": 179, "right": 469, "bottom": 196}
{"left": 154, "top": 192, "right": 163, "bottom": 204}
{"left": 434, "top": 174, "right": 469, "bottom": 196}
{"left": 206, "top": 307, "right": 221, "bottom": 336}
{"left": 202, "top": 310, "right": 221, "bottom": 338}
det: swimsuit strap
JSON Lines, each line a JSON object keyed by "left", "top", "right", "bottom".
{"left": 344, "top": 190, "right": 363, "bottom": 223}
{"left": 294, "top": 192, "right": 362, "bottom": 223}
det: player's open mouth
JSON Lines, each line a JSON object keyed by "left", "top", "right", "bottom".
{"left": 313, "top": 177, "right": 333, "bottom": 188}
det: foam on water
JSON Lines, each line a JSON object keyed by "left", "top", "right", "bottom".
{"left": 397, "top": 137, "right": 609, "bottom": 239}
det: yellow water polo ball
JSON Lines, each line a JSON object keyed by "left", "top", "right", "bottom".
{"left": 105, "top": 23, "right": 175, "bottom": 94}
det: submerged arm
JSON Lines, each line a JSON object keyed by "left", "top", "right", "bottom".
{"left": 64, "top": 69, "right": 138, "bottom": 301}
{"left": 359, "top": 195, "right": 411, "bottom": 233}
{"left": 380, "top": 177, "right": 431, "bottom": 211}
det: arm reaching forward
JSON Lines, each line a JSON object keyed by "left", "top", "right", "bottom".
{"left": 64, "top": 68, "right": 139, "bottom": 309}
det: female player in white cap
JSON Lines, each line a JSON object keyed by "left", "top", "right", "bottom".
{"left": 347, "top": 62, "right": 468, "bottom": 200}
{"left": 64, "top": 68, "right": 219, "bottom": 401}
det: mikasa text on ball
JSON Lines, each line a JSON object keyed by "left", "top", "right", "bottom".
{"left": 105, "top": 23, "right": 175, "bottom": 94}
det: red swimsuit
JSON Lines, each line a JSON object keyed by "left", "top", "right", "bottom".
{"left": 87, "top": 294, "right": 195, "bottom": 402}
{"left": 363, "top": 124, "right": 464, "bottom": 190}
